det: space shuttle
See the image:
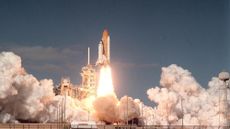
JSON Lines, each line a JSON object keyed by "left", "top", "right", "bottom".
{"left": 96, "top": 29, "right": 110, "bottom": 66}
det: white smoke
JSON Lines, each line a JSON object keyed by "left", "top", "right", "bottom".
{"left": 0, "top": 52, "right": 88, "bottom": 123}
{"left": 0, "top": 51, "right": 141, "bottom": 124}
{"left": 0, "top": 51, "right": 228, "bottom": 126}
{"left": 36, "top": 95, "right": 89, "bottom": 123}
{"left": 145, "top": 64, "right": 228, "bottom": 126}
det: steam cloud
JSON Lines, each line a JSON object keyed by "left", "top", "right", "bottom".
{"left": 144, "top": 64, "right": 228, "bottom": 126}
{"left": 0, "top": 51, "right": 140, "bottom": 124}
{"left": 0, "top": 52, "right": 88, "bottom": 123}
{"left": 0, "top": 51, "right": 228, "bottom": 126}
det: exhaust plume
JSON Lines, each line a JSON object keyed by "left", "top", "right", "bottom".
{"left": 93, "top": 64, "right": 140, "bottom": 124}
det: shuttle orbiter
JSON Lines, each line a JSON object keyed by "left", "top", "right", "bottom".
{"left": 96, "top": 29, "right": 110, "bottom": 66}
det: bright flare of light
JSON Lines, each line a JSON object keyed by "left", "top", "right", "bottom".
{"left": 97, "top": 65, "right": 114, "bottom": 97}
{"left": 82, "top": 95, "right": 96, "bottom": 110}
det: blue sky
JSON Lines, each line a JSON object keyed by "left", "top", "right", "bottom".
{"left": 0, "top": 0, "right": 229, "bottom": 104}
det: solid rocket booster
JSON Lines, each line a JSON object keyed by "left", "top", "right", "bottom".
{"left": 98, "top": 41, "right": 103, "bottom": 63}
{"left": 96, "top": 29, "right": 110, "bottom": 66}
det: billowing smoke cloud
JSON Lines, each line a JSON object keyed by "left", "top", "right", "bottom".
{"left": 0, "top": 51, "right": 140, "bottom": 124}
{"left": 0, "top": 51, "right": 228, "bottom": 126}
{"left": 93, "top": 94, "right": 119, "bottom": 123}
{"left": 93, "top": 94, "right": 140, "bottom": 124}
{"left": 0, "top": 52, "right": 88, "bottom": 123}
{"left": 36, "top": 96, "right": 89, "bottom": 122}
{"left": 145, "top": 64, "right": 228, "bottom": 126}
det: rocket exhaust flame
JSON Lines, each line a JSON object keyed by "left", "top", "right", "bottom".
{"left": 94, "top": 65, "right": 141, "bottom": 124}
{"left": 97, "top": 65, "right": 114, "bottom": 97}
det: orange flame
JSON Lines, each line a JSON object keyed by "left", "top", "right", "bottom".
{"left": 97, "top": 65, "right": 114, "bottom": 97}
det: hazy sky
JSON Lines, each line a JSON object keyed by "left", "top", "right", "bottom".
{"left": 0, "top": 0, "right": 229, "bottom": 104}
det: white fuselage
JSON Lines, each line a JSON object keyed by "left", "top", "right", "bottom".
{"left": 96, "top": 31, "right": 110, "bottom": 66}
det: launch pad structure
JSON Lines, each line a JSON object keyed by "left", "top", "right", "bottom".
{"left": 54, "top": 48, "right": 97, "bottom": 100}
{"left": 54, "top": 29, "right": 111, "bottom": 100}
